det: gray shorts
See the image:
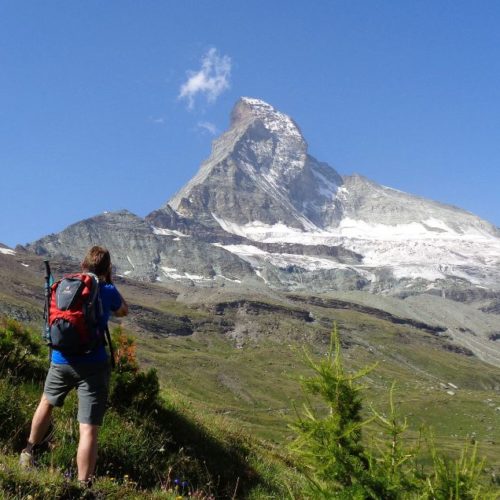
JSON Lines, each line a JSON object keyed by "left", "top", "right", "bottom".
{"left": 43, "top": 362, "right": 111, "bottom": 425}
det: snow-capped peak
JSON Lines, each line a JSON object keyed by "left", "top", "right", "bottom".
{"left": 232, "top": 97, "right": 304, "bottom": 143}
{"left": 239, "top": 96, "right": 275, "bottom": 111}
{"left": 0, "top": 246, "right": 16, "bottom": 256}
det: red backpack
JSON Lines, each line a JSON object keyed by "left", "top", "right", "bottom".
{"left": 48, "top": 273, "right": 103, "bottom": 355}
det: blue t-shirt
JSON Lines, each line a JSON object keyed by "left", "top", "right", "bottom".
{"left": 51, "top": 282, "right": 123, "bottom": 364}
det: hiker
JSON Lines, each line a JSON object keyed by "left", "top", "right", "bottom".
{"left": 20, "top": 246, "right": 128, "bottom": 487}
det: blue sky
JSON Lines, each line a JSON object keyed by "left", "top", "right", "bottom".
{"left": 1, "top": 1, "right": 499, "bottom": 247}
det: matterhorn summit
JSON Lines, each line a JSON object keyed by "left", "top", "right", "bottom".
{"left": 168, "top": 97, "right": 343, "bottom": 230}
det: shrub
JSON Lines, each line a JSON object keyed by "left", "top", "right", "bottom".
{"left": 289, "top": 326, "right": 497, "bottom": 499}
{"left": 289, "top": 326, "right": 381, "bottom": 497}
{"left": 424, "top": 439, "right": 489, "bottom": 500}
{"left": 109, "top": 326, "right": 161, "bottom": 414}
{"left": 0, "top": 316, "right": 47, "bottom": 382}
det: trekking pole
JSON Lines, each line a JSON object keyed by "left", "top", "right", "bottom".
{"left": 105, "top": 326, "right": 116, "bottom": 369}
{"left": 43, "top": 260, "right": 53, "bottom": 362}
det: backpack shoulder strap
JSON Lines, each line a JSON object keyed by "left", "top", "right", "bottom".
{"left": 84, "top": 273, "right": 100, "bottom": 304}
{"left": 85, "top": 273, "right": 114, "bottom": 368}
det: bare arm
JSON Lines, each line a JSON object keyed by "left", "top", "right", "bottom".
{"left": 113, "top": 294, "right": 129, "bottom": 317}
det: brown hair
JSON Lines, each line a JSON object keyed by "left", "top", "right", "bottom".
{"left": 81, "top": 246, "right": 112, "bottom": 283}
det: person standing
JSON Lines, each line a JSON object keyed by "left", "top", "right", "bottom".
{"left": 20, "top": 246, "right": 128, "bottom": 487}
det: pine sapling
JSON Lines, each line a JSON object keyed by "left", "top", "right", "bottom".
{"left": 289, "top": 326, "right": 377, "bottom": 497}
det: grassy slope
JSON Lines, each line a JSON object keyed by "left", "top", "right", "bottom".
{"left": 132, "top": 297, "right": 500, "bottom": 472}
{"left": 1, "top": 252, "right": 499, "bottom": 488}
{"left": 0, "top": 318, "right": 304, "bottom": 499}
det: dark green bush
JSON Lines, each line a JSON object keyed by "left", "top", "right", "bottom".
{"left": 0, "top": 317, "right": 47, "bottom": 382}
{"left": 110, "top": 368, "right": 161, "bottom": 414}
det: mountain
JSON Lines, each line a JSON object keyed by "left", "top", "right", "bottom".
{"left": 24, "top": 97, "right": 500, "bottom": 300}
{"left": 152, "top": 97, "right": 500, "bottom": 297}
{"left": 0, "top": 243, "right": 16, "bottom": 256}
{"left": 26, "top": 210, "right": 257, "bottom": 285}
{"left": 168, "top": 98, "right": 343, "bottom": 229}
{"left": 167, "top": 97, "right": 497, "bottom": 234}
{"left": 24, "top": 98, "right": 500, "bottom": 297}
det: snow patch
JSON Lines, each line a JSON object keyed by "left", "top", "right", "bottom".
{"left": 218, "top": 275, "right": 242, "bottom": 283}
{"left": 0, "top": 247, "right": 15, "bottom": 256}
{"left": 212, "top": 216, "right": 498, "bottom": 244}
{"left": 254, "top": 269, "right": 268, "bottom": 283}
{"left": 161, "top": 266, "right": 211, "bottom": 281}
{"left": 311, "top": 167, "right": 339, "bottom": 200}
{"left": 152, "top": 227, "right": 189, "bottom": 237}
{"left": 210, "top": 217, "right": 500, "bottom": 285}
{"left": 216, "top": 243, "right": 366, "bottom": 274}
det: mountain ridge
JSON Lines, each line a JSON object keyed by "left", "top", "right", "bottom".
{"left": 22, "top": 97, "right": 500, "bottom": 305}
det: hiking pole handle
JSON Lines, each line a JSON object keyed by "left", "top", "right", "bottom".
{"left": 43, "top": 259, "right": 51, "bottom": 278}
{"left": 43, "top": 260, "right": 52, "bottom": 311}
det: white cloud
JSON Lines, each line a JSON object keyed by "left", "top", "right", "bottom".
{"left": 179, "top": 48, "right": 231, "bottom": 109}
{"left": 197, "top": 121, "right": 218, "bottom": 135}
{"left": 149, "top": 116, "right": 166, "bottom": 125}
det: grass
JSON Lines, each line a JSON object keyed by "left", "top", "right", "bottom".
{"left": 1, "top": 260, "right": 500, "bottom": 496}
{"left": 133, "top": 300, "right": 500, "bottom": 481}
{"left": 0, "top": 318, "right": 302, "bottom": 498}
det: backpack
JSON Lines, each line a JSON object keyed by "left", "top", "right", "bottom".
{"left": 48, "top": 273, "right": 103, "bottom": 355}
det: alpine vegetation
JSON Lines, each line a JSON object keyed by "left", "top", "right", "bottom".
{"left": 289, "top": 327, "right": 498, "bottom": 499}
{"left": 0, "top": 318, "right": 296, "bottom": 498}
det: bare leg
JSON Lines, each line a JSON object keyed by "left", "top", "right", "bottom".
{"left": 25, "top": 394, "right": 53, "bottom": 451}
{"left": 77, "top": 423, "right": 99, "bottom": 481}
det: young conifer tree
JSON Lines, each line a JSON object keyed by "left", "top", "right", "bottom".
{"left": 289, "top": 326, "right": 380, "bottom": 498}
{"left": 289, "top": 327, "right": 495, "bottom": 499}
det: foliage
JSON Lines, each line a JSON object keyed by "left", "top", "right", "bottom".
{"left": 0, "top": 379, "right": 30, "bottom": 450}
{"left": 2, "top": 315, "right": 497, "bottom": 498}
{"left": 0, "top": 317, "right": 46, "bottom": 381}
{"left": 0, "top": 318, "right": 271, "bottom": 497}
{"left": 368, "top": 383, "right": 422, "bottom": 497}
{"left": 109, "top": 326, "right": 161, "bottom": 414}
{"left": 114, "top": 325, "right": 139, "bottom": 371}
{"left": 289, "top": 326, "right": 378, "bottom": 497}
{"left": 289, "top": 326, "right": 499, "bottom": 499}
{"left": 424, "top": 438, "right": 489, "bottom": 499}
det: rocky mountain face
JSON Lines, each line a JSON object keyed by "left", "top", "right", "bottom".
{"left": 24, "top": 97, "right": 500, "bottom": 301}
{"left": 168, "top": 98, "right": 343, "bottom": 230}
